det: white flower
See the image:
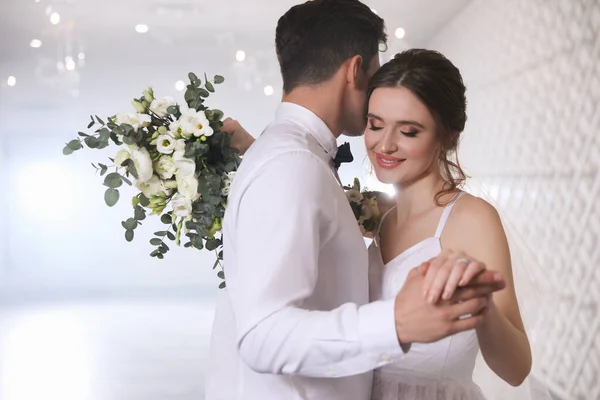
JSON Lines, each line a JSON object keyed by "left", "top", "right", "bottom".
{"left": 171, "top": 193, "right": 193, "bottom": 218}
{"left": 114, "top": 149, "right": 131, "bottom": 166}
{"left": 172, "top": 139, "right": 187, "bottom": 161}
{"left": 155, "top": 155, "right": 176, "bottom": 180}
{"left": 222, "top": 172, "right": 235, "bottom": 196}
{"left": 150, "top": 96, "right": 176, "bottom": 118}
{"left": 176, "top": 173, "right": 200, "bottom": 201}
{"left": 346, "top": 189, "right": 364, "bottom": 204}
{"left": 179, "top": 105, "right": 214, "bottom": 137}
{"left": 116, "top": 112, "right": 151, "bottom": 131}
{"left": 156, "top": 133, "right": 176, "bottom": 154}
{"left": 175, "top": 158, "right": 196, "bottom": 177}
{"left": 135, "top": 175, "right": 164, "bottom": 198}
{"left": 130, "top": 146, "right": 154, "bottom": 182}
{"left": 169, "top": 121, "right": 189, "bottom": 139}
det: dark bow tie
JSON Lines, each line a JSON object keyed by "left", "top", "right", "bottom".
{"left": 333, "top": 142, "right": 353, "bottom": 170}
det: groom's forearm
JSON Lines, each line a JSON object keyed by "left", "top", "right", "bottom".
{"left": 237, "top": 299, "right": 404, "bottom": 377}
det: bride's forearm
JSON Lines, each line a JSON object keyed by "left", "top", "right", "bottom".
{"left": 476, "top": 301, "right": 532, "bottom": 386}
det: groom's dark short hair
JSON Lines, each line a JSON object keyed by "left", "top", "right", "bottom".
{"left": 276, "top": 0, "right": 386, "bottom": 93}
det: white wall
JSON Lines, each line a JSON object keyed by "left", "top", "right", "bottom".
{"left": 427, "top": 1, "right": 600, "bottom": 398}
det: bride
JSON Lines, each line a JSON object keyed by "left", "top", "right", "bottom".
{"left": 364, "top": 49, "right": 530, "bottom": 399}
{"left": 225, "top": 49, "right": 535, "bottom": 400}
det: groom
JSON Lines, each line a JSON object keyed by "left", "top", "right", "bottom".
{"left": 206, "top": 1, "right": 503, "bottom": 399}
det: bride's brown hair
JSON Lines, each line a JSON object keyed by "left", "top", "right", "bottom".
{"left": 367, "top": 49, "right": 468, "bottom": 205}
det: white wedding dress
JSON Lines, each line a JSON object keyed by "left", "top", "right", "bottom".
{"left": 368, "top": 192, "right": 486, "bottom": 400}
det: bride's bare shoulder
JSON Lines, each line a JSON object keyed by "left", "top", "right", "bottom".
{"left": 449, "top": 192, "right": 504, "bottom": 233}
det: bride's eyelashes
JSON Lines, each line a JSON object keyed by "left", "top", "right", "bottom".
{"left": 401, "top": 129, "right": 419, "bottom": 138}
{"left": 368, "top": 124, "right": 383, "bottom": 131}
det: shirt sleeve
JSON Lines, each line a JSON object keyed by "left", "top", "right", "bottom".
{"left": 225, "top": 150, "right": 405, "bottom": 378}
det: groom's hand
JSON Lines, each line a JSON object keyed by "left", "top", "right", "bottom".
{"left": 222, "top": 117, "right": 255, "bottom": 156}
{"left": 393, "top": 266, "right": 505, "bottom": 345}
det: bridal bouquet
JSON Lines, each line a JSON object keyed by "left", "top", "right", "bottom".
{"left": 63, "top": 72, "right": 239, "bottom": 287}
{"left": 344, "top": 178, "right": 381, "bottom": 234}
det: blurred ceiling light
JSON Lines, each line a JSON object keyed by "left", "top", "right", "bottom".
{"left": 45, "top": 5, "right": 52, "bottom": 15}
{"left": 30, "top": 39, "right": 42, "bottom": 48}
{"left": 395, "top": 27, "right": 405, "bottom": 39}
{"left": 78, "top": 52, "right": 85, "bottom": 60}
{"left": 65, "top": 56, "right": 76, "bottom": 71}
{"left": 135, "top": 24, "right": 149, "bottom": 33}
{"left": 264, "top": 85, "right": 274, "bottom": 96}
{"left": 175, "top": 80, "right": 185, "bottom": 91}
{"left": 235, "top": 50, "right": 246, "bottom": 62}
{"left": 50, "top": 12, "right": 60, "bottom": 25}
{"left": 35, "top": 0, "right": 41, "bottom": 2}
{"left": 7, "top": 76, "right": 16, "bottom": 87}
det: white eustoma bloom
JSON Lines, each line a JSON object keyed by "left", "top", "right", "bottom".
{"left": 114, "top": 149, "right": 131, "bottom": 166}
{"left": 136, "top": 175, "right": 164, "bottom": 198}
{"left": 172, "top": 139, "right": 187, "bottom": 161}
{"left": 156, "top": 133, "right": 176, "bottom": 154}
{"left": 150, "top": 96, "right": 176, "bottom": 118}
{"left": 176, "top": 172, "right": 200, "bottom": 201}
{"left": 129, "top": 146, "right": 154, "bottom": 182}
{"left": 116, "top": 112, "right": 151, "bottom": 131}
{"left": 155, "top": 155, "right": 176, "bottom": 180}
{"left": 171, "top": 193, "right": 193, "bottom": 218}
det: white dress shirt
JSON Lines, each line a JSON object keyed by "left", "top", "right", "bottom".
{"left": 205, "top": 102, "right": 404, "bottom": 400}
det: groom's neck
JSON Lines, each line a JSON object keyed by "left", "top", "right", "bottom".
{"left": 282, "top": 84, "right": 345, "bottom": 138}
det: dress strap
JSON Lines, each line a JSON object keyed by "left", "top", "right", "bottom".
{"left": 374, "top": 205, "right": 396, "bottom": 244}
{"left": 434, "top": 191, "right": 465, "bottom": 238}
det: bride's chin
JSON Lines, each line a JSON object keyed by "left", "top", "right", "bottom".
{"left": 372, "top": 171, "right": 401, "bottom": 186}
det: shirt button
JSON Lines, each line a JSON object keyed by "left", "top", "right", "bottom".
{"left": 380, "top": 354, "right": 392, "bottom": 362}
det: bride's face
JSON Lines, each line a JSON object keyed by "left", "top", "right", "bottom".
{"left": 364, "top": 86, "right": 440, "bottom": 186}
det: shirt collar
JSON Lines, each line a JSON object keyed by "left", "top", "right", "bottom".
{"left": 274, "top": 102, "right": 338, "bottom": 159}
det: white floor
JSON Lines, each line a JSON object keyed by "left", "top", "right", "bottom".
{"left": 0, "top": 299, "right": 215, "bottom": 400}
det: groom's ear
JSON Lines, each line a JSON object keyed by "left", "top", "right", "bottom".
{"left": 346, "top": 55, "right": 365, "bottom": 89}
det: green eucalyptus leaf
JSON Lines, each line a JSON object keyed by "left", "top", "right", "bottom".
{"left": 104, "top": 188, "right": 119, "bottom": 207}
{"left": 104, "top": 173, "right": 123, "bottom": 188}
{"left": 150, "top": 238, "right": 162, "bottom": 246}
{"left": 160, "top": 214, "right": 172, "bottom": 224}
{"left": 212, "top": 109, "right": 224, "bottom": 121}
{"left": 67, "top": 140, "right": 82, "bottom": 150}
{"left": 63, "top": 146, "right": 74, "bottom": 155}
{"left": 84, "top": 136, "right": 100, "bottom": 148}
{"left": 214, "top": 75, "right": 225, "bottom": 84}
{"left": 205, "top": 238, "right": 221, "bottom": 251}
{"left": 166, "top": 231, "right": 176, "bottom": 241}
{"left": 156, "top": 253, "right": 164, "bottom": 260}
{"left": 123, "top": 218, "right": 138, "bottom": 230}
{"left": 134, "top": 206, "right": 146, "bottom": 220}
{"left": 205, "top": 82, "right": 215, "bottom": 92}
{"left": 139, "top": 193, "right": 150, "bottom": 207}
{"left": 125, "top": 229, "right": 134, "bottom": 242}
{"left": 218, "top": 281, "right": 226, "bottom": 289}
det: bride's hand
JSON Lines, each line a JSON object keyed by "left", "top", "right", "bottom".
{"left": 222, "top": 117, "right": 255, "bottom": 156}
{"left": 422, "top": 249, "right": 502, "bottom": 304}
